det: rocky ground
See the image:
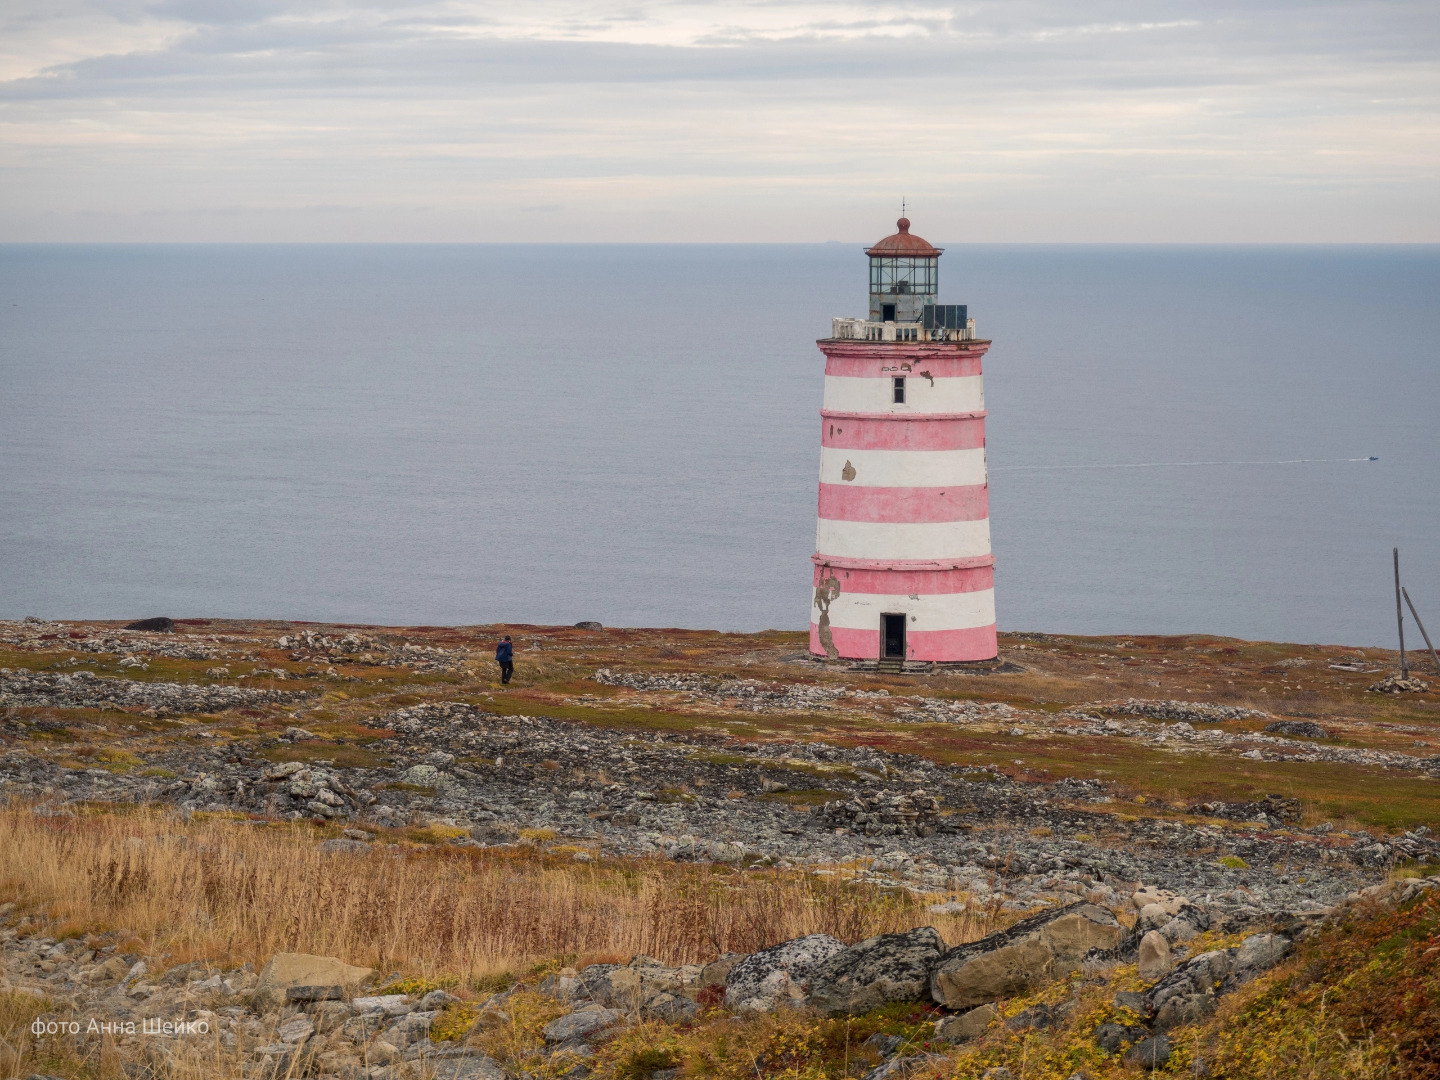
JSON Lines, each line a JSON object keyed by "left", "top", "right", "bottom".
{"left": 3, "top": 617, "right": 1440, "bottom": 922}
{"left": 6, "top": 873, "right": 1437, "bottom": 1080}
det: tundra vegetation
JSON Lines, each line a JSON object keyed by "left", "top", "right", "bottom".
{"left": 0, "top": 617, "right": 1437, "bottom": 1080}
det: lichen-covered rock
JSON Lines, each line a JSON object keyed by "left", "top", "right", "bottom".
{"left": 930, "top": 903, "right": 1124, "bottom": 1010}
{"left": 1137, "top": 930, "right": 1172, "bottom": 982}
{"left": 1124, "top": 1033, "right": 1171, "bottom": 1070}
{"left": 724, "top": 934, "right": 845, "bottom": 1014}
{"left": 806, "top": 927, "right": 945, "bottom": 1016}
{"left": 255, "top": 952, "right": 375, "bottom": 1008}
{"left": 934, "top": 1002, "right": 997, "bottom": 1043}
{"left": 1144, "top": 931, "right": 1293, "bottom": 1029}
{"left": 542, "top": 1006, "right": 623, "bottom": 1044}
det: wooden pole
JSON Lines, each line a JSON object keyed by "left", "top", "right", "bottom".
{"left": 1395, "top": 547, "right": 1408, "bottom": 679}
{"left": 1402, "top": 588, "right": 1440, "bottom": 676}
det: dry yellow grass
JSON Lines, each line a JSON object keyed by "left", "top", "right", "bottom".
{"left": 0, "top": 804, "right": 997, "bottom": 983}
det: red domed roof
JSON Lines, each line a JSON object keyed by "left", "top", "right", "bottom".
{"left": 865, "top": 217, "right": 942, "bottom": 257}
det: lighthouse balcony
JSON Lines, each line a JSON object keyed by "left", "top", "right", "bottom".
{"left": 830, "top": 317, "right": 976, "bottom": 343}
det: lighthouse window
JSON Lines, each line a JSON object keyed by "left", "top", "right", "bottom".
{"left": 892, "top": 377, "right": 906, "bottom": 404}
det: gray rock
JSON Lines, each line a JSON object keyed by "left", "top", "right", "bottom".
{"left": 286, "top": 983, "right": 344, "bottom": 1002}
{"left": 862, "top": 1032, "right": 903, "bottom": 1058}
{"left": 1137, "top": 931, "right": 1172, "bottom": 982}
{"left": 429, "top": 1054, "right": 510, "bottom": 1080}
{"left": 125, "top": 617, "right": 174, "bottom": 632}
{"left": 1144, "top": 933, "right": 1292, "bottom": 1029}
{"left": 1095, "top": 1023, "right": 1148, "bottom": 1054}
{"left": 806, "top": 927, "right": 945, "bottom": 1016}
{"left": 1232, "top": 933, "right": 1292, "bottom": 976}
{"left": 276, "top": 1014, "right": 315, "bottom": 1044}
{"left": 1264, "top": 720, "right": 1328, "bottom": 739}
{"left": 574, "top": 622, "right": 604, "bottom": 631}
{"left": 382, "top": 1010, "right": 435, "bottom": 1048}
{"left": 934, "top": 1002, "right": 996, "bottom": 1043}
{"left": 725, "top": 933, "right": 845, "bottom": 1014}
{"left": 1146, "top": 950, "right": 1231, "bottom": 1029}
{"left": 1124, "top": 1034, "right": 1172, "bottom": 1070}
{"left": 1113, "top": 991, "right": 1147, "bottom": 1014}
{"left": 930, "top": 903, "right": 1123, "bottom": 1009}
{"left": 642, "top": 992, "right": 697, "bottom": 1022}
{"left": 309, "top": 1000, "right": 354, "bottom": 1033}
{"left": 541, "top": 1007, "right": 622, "bottom": 1044}
{"left": 700, "top": 953, "right": 743, "bottom": 990}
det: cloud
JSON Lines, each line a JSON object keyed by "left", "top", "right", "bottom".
{"left": 1, "top": 0, "right": 1437, "bottom": 240}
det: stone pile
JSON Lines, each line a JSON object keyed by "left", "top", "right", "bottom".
{"left": 817, "top": 790, "right": 944, "bottom": 837}
{"left": 1088, "top": 699, "right": 1264, "bottom": 724}
{"left": 893, "top": 700, "right": 1017, "bottom": 725}
{"left": 1188, "top": 794, "right": 1302, "bottom": 826}
{"left": 0, "top": 669, "right": 312, "bottom": 714}
{"left": 0, "top": 620, "right": 234, "bottom": 661}
{"left": 593, "top": 670, "right": 852, "bottom": 711}
{"left": 1051, "top": 711, "right": 1440, "bottom": 777}
{"left": 278, "top": 633, "right": 469, "bottom": 674}
{"left": 1367, "top": 674, "right": 1430, "bottom": 693}
{"left": 1263, "top": 720, "right": 1328, "bottom": 738}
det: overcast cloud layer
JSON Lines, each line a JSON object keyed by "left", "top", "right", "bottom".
{"left": 2, "top": 1, "right": 1438, "bottom": 241}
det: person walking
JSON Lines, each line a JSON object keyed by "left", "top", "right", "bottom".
{"left": 495, "top": 635, "right": 514, "bottom": 685}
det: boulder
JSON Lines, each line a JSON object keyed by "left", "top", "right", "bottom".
{"left": 125, "top": 617, "right": 175, "bottom": 632}
{"left": 1264, "top": 720, "right": 1327, "bottom": 739}
{"left": 724, "top": 934, "right": 845, "bottom": 1014}
{"left": 256, "top": 953, "right": 375, "bottom": 1007}
{"left": 700, "top": 953, "right": 743, "bottom": 990}
{"left": 934, "top": 1002, "right": 997, "bottom": 1043}
{"left": 1095, "top": 1022, "right": 1148, "bottom": 1054}
{"left": 806, "top": 927, "right": 945, "bottom": 1016}
{"left": 1144, "top": 933, "right": 1292, "bottom": 1029}
{"left": 574, "top": 622, "right": 604, "bottom": 631}
{"left": 276, "top": 1015, "right": 315, "bottom": 1044}
{"left": 1137, "top": 931, "right": 1172, "bottom": 982}
{"left": 1145, "top": 949, "right": 1231, "bottom": 1029}
{"left": 542, "top": 1006, "right": 622, "bottom": 1044}
{"left": 1124, "top": 1034, "right": 1171, "bottom": 1070}
{"left": 1232, "top": 933, "right": 1292, "bottom": 977}
{"left": 382, "top": 1011, "right": 436, "bottom": 1048}
{"left": 575, "top": 956, "right": 698, "bottom": 1015}
{"left": 286, "top": 984, "right": 344, "bottom": 1003}
{"left": 1158, "top": 905, "right": 1209, "bottom": 943}
{"left": 930, "top": 903, "right": 1124, "bottom": 1010}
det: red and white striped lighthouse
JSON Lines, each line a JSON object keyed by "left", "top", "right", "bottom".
{"left": 809, "top": 217, "right": 996, "bottom": 666}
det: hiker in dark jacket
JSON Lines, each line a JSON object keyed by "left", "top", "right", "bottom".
{"left": 495, "top": 636, "right": 514, "bottom": 684}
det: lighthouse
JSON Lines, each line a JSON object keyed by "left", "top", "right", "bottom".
{"left": 809, "top": 217, "right": 996, "bottom": 667}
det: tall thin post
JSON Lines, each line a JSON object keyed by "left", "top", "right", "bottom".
{"left": 1402, "top": 588, "right": 1440, "bottom": 675}
{"left": 1395, "top": 547, "right": 1408, "bottom": 679}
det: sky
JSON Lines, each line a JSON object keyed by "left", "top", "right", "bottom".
{"left": 2, "top": 1, "right": 1438, "bottom": 242}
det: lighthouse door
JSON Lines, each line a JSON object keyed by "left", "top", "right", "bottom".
{"left": 882, "top": 614, "right": 907, "bottom": 659}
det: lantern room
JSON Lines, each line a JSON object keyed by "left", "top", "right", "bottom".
{"left": 866, "top": 217, "right": 941, "bottom": 324}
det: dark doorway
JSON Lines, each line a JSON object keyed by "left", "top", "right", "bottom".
{"left": 881, "top": 303, "right": 896, "bottom": 322}
{"left": 882, "top": 614, "right": 906, "bottom": 659}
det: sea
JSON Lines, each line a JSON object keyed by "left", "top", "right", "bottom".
{"left": 1, "top": 244, "right": 1437, "bottom": 647}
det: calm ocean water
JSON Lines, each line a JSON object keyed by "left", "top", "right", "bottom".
{"left": 1, "top": 244, "right": 1436, "bottom": 646}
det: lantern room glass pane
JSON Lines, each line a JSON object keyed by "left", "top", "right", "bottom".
{"left": 869, "top": 257, "right": 937, "bottom": 297}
